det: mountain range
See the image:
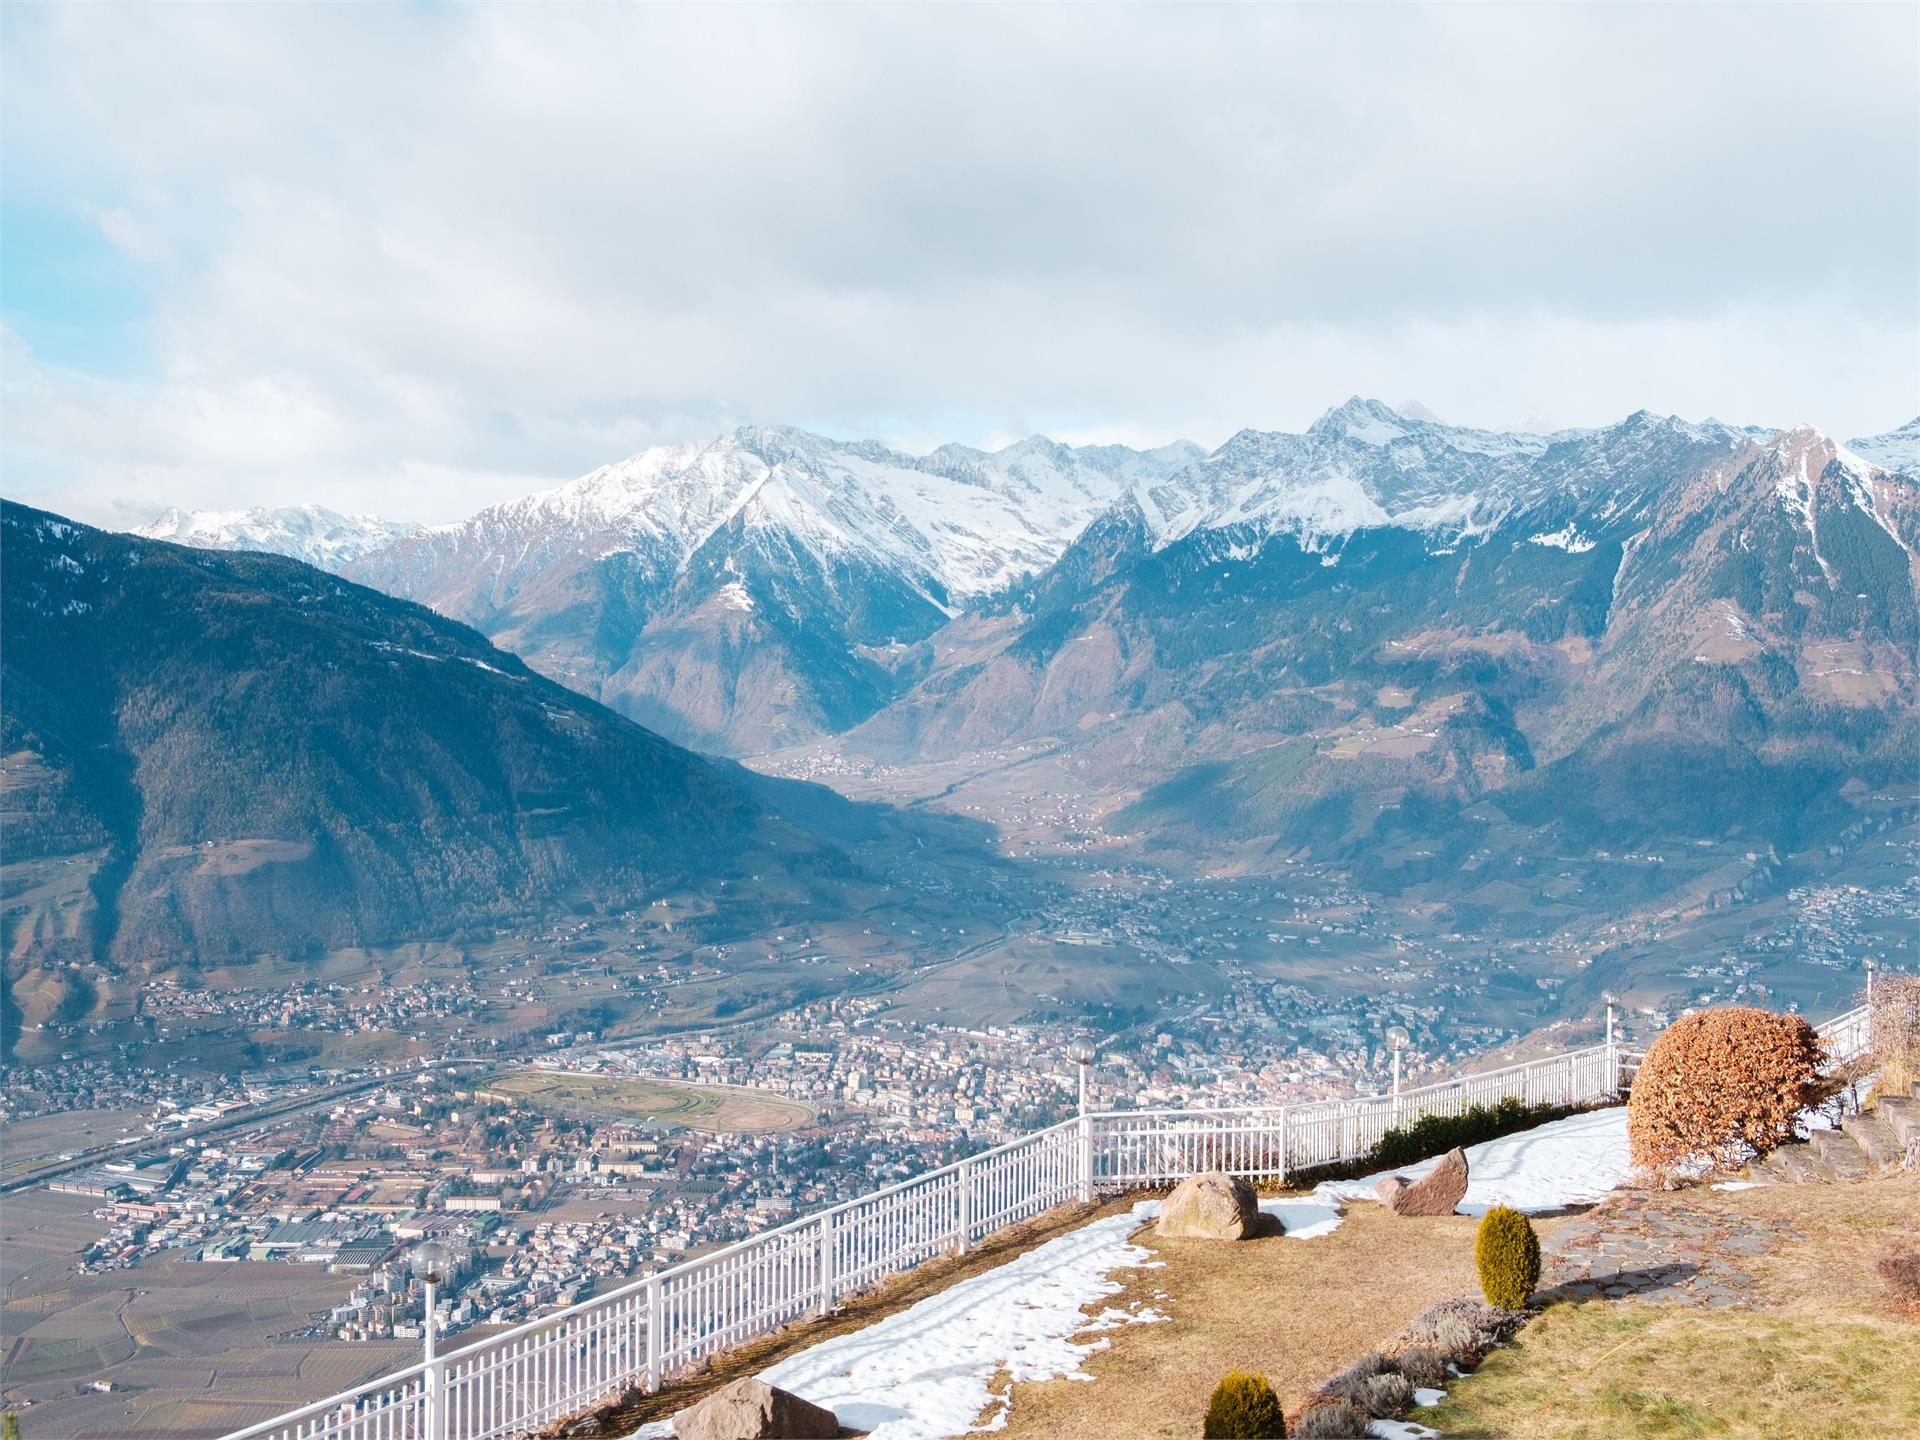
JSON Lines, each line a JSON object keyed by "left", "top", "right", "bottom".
{"left": 94, "top": 399, "right": 1920, "bottom": 949}
{"left": 136, "top": 432, "right": 1202, "bottom": 753}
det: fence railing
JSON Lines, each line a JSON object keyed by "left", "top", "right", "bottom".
{"left": 1818, "top": 1003, "right": 1870, "bottom": 1064}
{"left": 223, "top": 1000, "right": 1872, "bottom": 1440}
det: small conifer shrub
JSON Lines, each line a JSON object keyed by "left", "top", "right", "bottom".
{"left": 1475, "top": 1205, "right": 1542, "bottom": 1309}
{"left": 1203, "top": 1368, "right": 1286, "bottom": 1438}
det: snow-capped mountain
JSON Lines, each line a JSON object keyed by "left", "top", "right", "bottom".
{"left": 845, "top": 409, "right": 1918, "bottom": 896}
{"left": 1129, "top": 397, "right": 1773, "bottom": 556}
{"left": 340, "top": 427, "right": 1201, "bottom": 751}
{"left": 1850, "top": 416, "right": 1920, "bottom": 476}
{"left": 131, "top": 405, "right": 1917, "bottom": 769}
{"left": 369, "top": 426, "right": 1202, "bottom": 608}
{"left": 135, "top": 504, "right": 421, "bottom": 567}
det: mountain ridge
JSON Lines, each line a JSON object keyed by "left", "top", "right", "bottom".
{"left": 120, "top": 407, "right": 1918, "bottom": 767}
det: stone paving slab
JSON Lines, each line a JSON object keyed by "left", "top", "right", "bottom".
{"left": 1539, "top": 1194, "right": 1800, "bottom": 1309}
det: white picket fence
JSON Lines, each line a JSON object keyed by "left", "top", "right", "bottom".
{"left": 224, "top": 1002, "right": 1872, "bottom": 1440}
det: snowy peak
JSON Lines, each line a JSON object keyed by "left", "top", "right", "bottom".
{"left": 1849, "top": 417, "right": 1920, "bottom": 476}
{"left": 426, "top": 425, "right": 1199, "bottom": 603}
{"left": 135, "top": 505, "right": 421, "bottom": 567}
{"left": 1307, "top": 395, "right": 1415, "bottom": 446}
{"left": 1122, "top": 404, "right": 1783, "bottom": 555}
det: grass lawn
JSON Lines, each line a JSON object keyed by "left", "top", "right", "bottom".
{"left": 1423, "top": 1304, "right": 1919, "bottom": 1439}
{"left": 1427, "top": 1173, "right": 1920, "bottom": 1439}
{"left": 990, "top": 1174, "right": 1919, "bottom": 1439}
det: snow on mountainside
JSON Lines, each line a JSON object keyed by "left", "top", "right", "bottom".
{"left": 396, "top": 426, "right": 1200, "bottom": 604}
{"left": 128, "top": 406, "right": 1915, "bottom": 761}
{"left": 325, "top": 427, "right": 1201, "bottom": 753}
{"left": 1850, "top": 417, "right": 1920, "bottom": 476}
{"left": 136, "top": 504, "right": 421, "bottom": 567}
{"left": 1128, "top": 397, "right": 1779, "bottom": 556}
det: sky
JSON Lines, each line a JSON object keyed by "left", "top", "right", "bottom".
{"left": 2, "top": 3, "right": 1916, "bottom": 528}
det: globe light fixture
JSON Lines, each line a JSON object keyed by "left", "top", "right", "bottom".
{"left": 1385, "top": 1025, "right": 1411, "bottom": 1101}
{"left": 410, "top": 1240, "right": 452, "bottom": 1362}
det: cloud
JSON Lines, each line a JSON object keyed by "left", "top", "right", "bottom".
{"left": 2, "top": 3, "right": 1915, "bottom": 526}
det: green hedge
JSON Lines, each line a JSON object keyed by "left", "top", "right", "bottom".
{"left": 1369, "top": 1097, "right": 1573, "bottom": 1170}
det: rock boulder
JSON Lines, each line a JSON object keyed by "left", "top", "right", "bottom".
{"left": 1156, "top": 1170, "right": 1262, "bottom": 1240}
{"left": 671, "top": 1378, "right": 839, "bottom": 1440}
{"left": 1375, "top": 1147, "right": 1469, "bottom": 1217}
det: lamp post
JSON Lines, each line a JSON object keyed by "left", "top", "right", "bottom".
{"left": 411, "top": 1240, "right": 451, "bottom": 1440}
{"left": 1068, "top": 1045, "right": 1095, "bottom": 1118}
{"left": 1866, "top": 957, "right": 1876, "bottom": 1006}
{"left": 1385, "top": 1026, "right": 1410, "bottom": 1119}
{"left": 410, "top": 1240, "right": 450, "bottom": 1361}
{"left": 1067, "top": 1045, "right": 1096, "bottom": 1202}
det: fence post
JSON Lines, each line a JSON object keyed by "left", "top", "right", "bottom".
{"left": 816, "top": 1211, "right": 835, "bottom": 1318}
{"left": 955, "top": 1160, "right": 973, "bottom": 1253}
{"left": 424, "top": 1357, "right": 448, "bottom": 1440}
{"left": 1077, "top": 1115, "right": 1094, "bottom": 1202}
{"left": 1605, "top": 1003, "right": 1619, "bottom": 1098}
{"left": 644, "top": 1275, "right": 662, "bottom": 1392}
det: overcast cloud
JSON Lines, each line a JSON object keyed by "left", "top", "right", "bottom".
{"left": 2, "top": 2, "right": 1915, "bottom": 527}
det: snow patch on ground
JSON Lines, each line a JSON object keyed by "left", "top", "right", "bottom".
{"left": 1262, "top": 1198, "right": 1344, "bottom": 1239}
{"left": 632, "top": 1193, "right": 1346, "bottom": 1439}
{"left": 1373, "top": 1420, "right": 1443, "bottom": 1439}
{"left": 633, "top": 1202, "right": 1160, "bottom": 1439}
{"left": 1317, "top": 1107, "right": 1632, "bottom": 1215}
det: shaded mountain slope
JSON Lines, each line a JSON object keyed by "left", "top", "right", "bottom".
{"left": 0, "top": 502, "right": 920, "bottom": 978}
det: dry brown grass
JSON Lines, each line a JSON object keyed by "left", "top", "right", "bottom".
{"left": 1740, "top": 1170, "right": 1920, "bottom": 1318}
{"left": 1870, "top": 974, "right": 1920, "bottom": 1101}
{"left": 986, "top": 1176, "right": 1920, "bottom": 1440}
{"left": 991, "top": 1200, "right": 1561, "bottom": 1439}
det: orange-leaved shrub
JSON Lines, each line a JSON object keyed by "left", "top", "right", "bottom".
{"left": 1627, "top": 1006, "right": 1824, "bottom": 1176}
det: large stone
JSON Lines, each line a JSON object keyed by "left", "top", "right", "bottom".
{"left": 670, "top": 1377, "right": 839, "bottom": 1440}
{"left": 1156, "top": 1170, "right": 1262, "bottom": 1240}
{"left": 1377, "top": 1147, "right": 1469, "bottom": 1217}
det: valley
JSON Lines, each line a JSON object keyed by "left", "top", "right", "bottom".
{"left": 14, "top": 403, "right": 1919, "bottom": 1067}
{"left": 6, "top": 403, "right": 1917, "bottom": 1440}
